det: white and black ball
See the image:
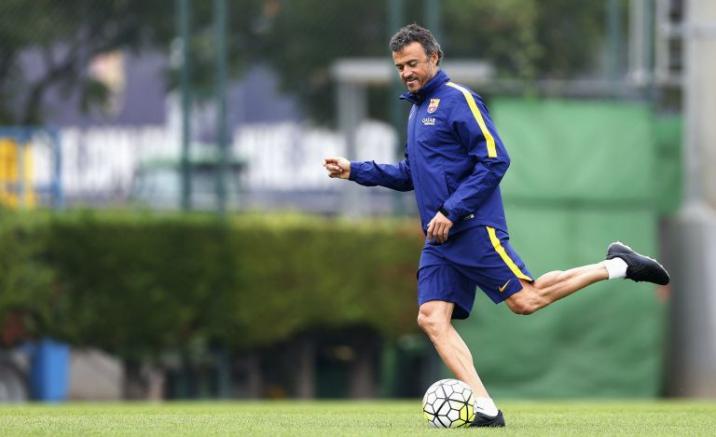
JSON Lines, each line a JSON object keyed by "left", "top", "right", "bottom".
{"left": 421, "top": 378, "right": 476, "bottom": 428}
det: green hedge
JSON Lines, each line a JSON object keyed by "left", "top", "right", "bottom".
{"left": 0, "top": 211, "right": 54, "bottom": 339}
{"left": 0, "top": 211, "right": 423, "bottom": 359}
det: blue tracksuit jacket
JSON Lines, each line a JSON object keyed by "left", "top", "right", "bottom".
{"left": 349, "top": 69, "right": 510, "bottom": 236}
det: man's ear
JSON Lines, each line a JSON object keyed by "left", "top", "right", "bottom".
{"left": 429, "top": 51, "right": 439, "bottom": 66}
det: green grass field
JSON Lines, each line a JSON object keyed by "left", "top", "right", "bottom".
{"left": 1, "top": 400, "right": 714, "bottom": 436}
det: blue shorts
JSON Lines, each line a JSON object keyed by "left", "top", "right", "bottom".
{"left": 418, "top": 226, "right": 533, "bottom": 319}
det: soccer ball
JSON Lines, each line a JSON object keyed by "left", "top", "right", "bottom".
{"left": 421, "top": 378, "right": 476, "bottom": 428}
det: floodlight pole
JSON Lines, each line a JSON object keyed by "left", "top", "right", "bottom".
{"left": 664, "top": 0, "right": 716, "bottom": 398}
{"left": 423, "top": 0, "right": 442, "bottom": 43}
{"left": 388, "top": 0, "right": 405, "bottom": 154}
{"left": 49, "top": 128, "right": 63, "bottom": 209}
{"left": 388, "top": 0, "right": 406, "bottom": 216}
{"left": 214, "top": 0, "right": 229, "bottom": 217}
{"left": 337, "top": 82, "right": 367, "bottom": 217}
{"left": 177, "top": 0, "right": 192, "bottom": 211}
{"left": 628, "top": 0, "right": 654, "bottom": 86}
{"left": 607, "top": 0, "right": 624, "bottom": 81}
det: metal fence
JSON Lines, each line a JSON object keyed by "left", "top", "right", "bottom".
{"left": 1, "top": 0, "right": 672, "bottom": 214}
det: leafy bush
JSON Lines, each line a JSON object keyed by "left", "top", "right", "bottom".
{"left": 0, "top": 211, "right": 423, "bottom": 359}
{"left": 0, "top": 211, "right": 55, "bottom": 343}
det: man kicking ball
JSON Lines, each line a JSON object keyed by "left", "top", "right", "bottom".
{"left": 323, "top": 23, "right": 669, "bottom": 427}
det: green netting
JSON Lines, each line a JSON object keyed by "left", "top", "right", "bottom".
{"left": 409, "top": 99, "right": 673, "bottom": 398}
{"left": 450, "top": 205, "right": 664, "bottom": 398}
{"left": 493, "top": 99, "right": 656, "bottom": 204}
{"left": 653, "top": 115, "right": 683, "bottom": 214}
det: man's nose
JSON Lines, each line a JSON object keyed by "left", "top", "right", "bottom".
{"left": 402, "top": 68, "right": 413, "bottom": 79}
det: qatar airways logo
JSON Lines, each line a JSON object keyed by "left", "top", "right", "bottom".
{"left": 422, "top": 117, "right": 436, "bottom": 126}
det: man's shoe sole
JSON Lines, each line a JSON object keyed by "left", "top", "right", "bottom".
{"left": 470, "top": 410, "right": 505, "bottom": 428}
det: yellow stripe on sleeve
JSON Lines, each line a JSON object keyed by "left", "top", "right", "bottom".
{"left": 446, "top": 82, "right": 497, "bottom": 158}
{"left": 486, "top": 226, "right": 532, "bottom": 281}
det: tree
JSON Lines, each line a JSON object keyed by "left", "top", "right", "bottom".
{"left": 0, "top": 0, "right": 271, "bottom": 125}
{"left": 0, "top": 0, "right": 611, "bottom": 126}
{"left": 253, "top": 0, "right": 610, "bottom": 122}
{"left": 0, "top": 0, "right": 175, "bottom": 124}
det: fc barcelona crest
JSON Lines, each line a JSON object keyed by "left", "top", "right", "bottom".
{"left": 427, "top": 98, "right": 440, "bottom": 114}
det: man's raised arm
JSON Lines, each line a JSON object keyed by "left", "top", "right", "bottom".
{"left": 323, "top": 154, "right": 414, "bottom": 192}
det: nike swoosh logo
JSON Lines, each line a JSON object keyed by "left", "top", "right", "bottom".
{"left": 498, "top": 280, "right": 511, "bottom": 293}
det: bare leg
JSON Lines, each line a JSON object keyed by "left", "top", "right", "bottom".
{"left": 506, "top": 263, "right": 609, "bottom": 315}
{"left": 417, "top": 265, "right": 610, "bottom": 395}
{"left": 417, "top": 300, "right": 489, "bottom": 397}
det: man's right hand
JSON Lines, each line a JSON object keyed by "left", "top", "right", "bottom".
{"left": 323, "top": 157, "right": 351, "bottom": 179}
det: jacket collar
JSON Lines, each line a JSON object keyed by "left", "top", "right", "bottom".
{"left": 400, "top": 69, "right": 450, "bottom": 104}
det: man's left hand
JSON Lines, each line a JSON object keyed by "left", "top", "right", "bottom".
{"left": 426, "top": 211, "right": 453, "bottom": 244}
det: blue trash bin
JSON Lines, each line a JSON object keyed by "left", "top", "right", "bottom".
{"left": 30, "top": 338, "right": 69, "bottom": 402}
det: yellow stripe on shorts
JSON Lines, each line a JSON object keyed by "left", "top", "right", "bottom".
{"left": 486, "top": 226, "right": 532, "bottom": 281}
{"left": 445, "top": 82, "right": 497, "bottom": 158}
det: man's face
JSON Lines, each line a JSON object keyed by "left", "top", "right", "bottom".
{"left": 392, "top": 41, "right": 439, "bottom": 93}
